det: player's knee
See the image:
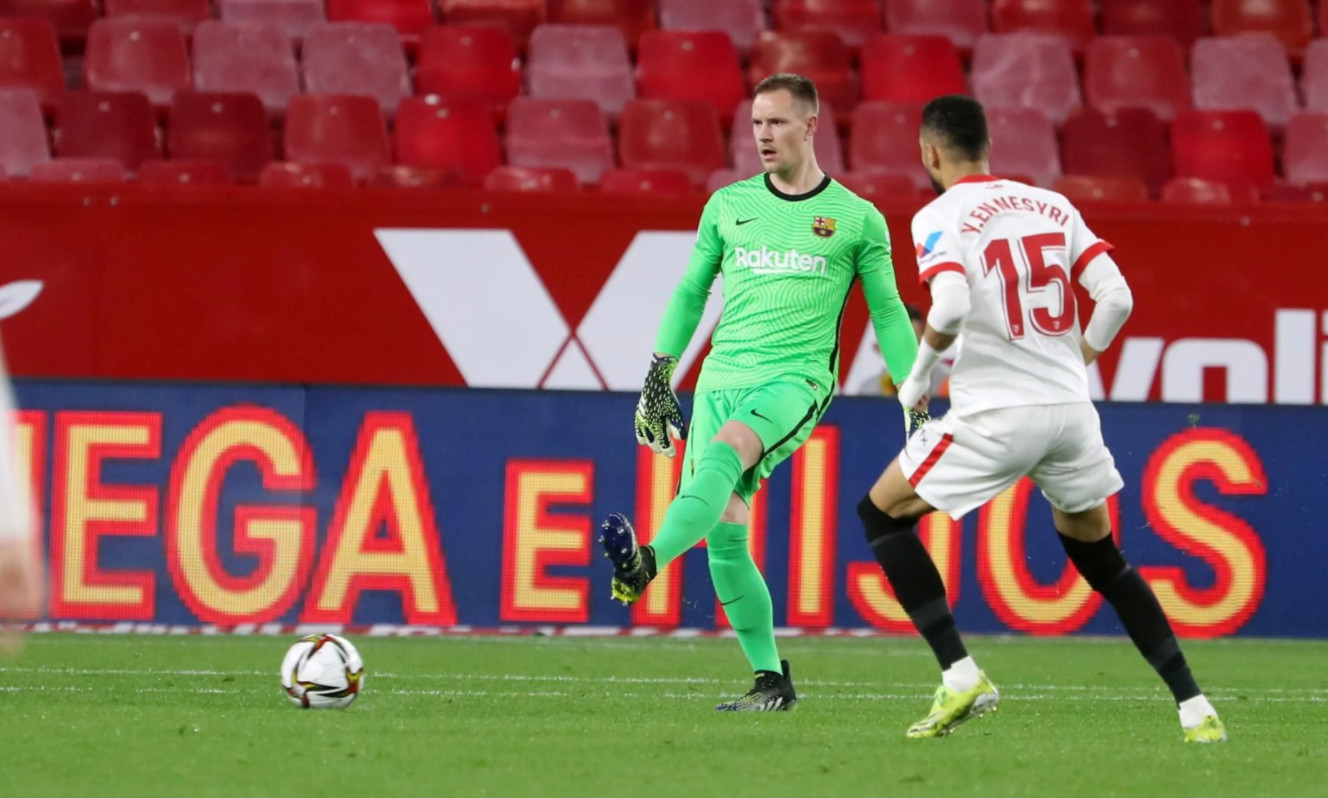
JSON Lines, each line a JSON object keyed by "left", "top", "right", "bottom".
{"left": 857, "top": 495, "right": 918, "bottom": 546}
{"left": 706, "top": 519, "right": 749, "bottom": 559}
{"left": 1059, "top": 533, "right": 1129, "bottom": 594}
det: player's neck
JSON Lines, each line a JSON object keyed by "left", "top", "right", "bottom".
{"left": 941, "top": 161, "right": 992, "bottom": 191}
{"left": 768, "top": 158, "right": 825, "bottom": 197}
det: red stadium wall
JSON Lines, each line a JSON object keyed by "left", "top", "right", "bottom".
{"left": 0, "top": 184, "right": 1325, "bottom": 403}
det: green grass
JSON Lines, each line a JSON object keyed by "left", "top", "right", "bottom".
{"left": 1, "top": 634, "right": 1325, "bottom": 797}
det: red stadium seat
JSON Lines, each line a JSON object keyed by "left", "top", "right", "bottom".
{"left": 554, "top": 0, "right": 655, "bottom": 48}
{"left": 836, "top": 170, "right": 924, "bottom": 200}
{"left": 848, "top": 102, "right": 927, "bottom": 188}
{"left": 617, "top": 99, "right": 726, "bottom": 188}
{"left": 1061, "top": 106, "right": 1171, "bottom": 194}
{"left": 53, "top": 91, "right": 159, "bottom": 172}
{"left": 731, "top": 98, "right": 843, "bottom": 175}
{"left": 326, "top": 0, "right": 434, "bottom": 37}
{"left": 415, "top": 26, "right": 520, "bottom": 115}
{"left": 30, "top": 158, "right": 125, "bottom": 182}
{"left": 860, "top": 35, "right": 964, "bottom": 105}
{"left": 438, "top": 0, "right": 546, "bottom": 52}
{"left": 883, "top": 0, "right": 987, "bottom": 52}
{"left": 1192, "top": 34, "right": 1297, "bottom": 129}
{"left": 658, "top": 0, "right": 766, "bottom": 55}
{"left": 1304, "top": 41, "right": 1328, "bottom": 113}
{"left": 1101, "top": 0, "right": 1205, "bottom": 47}
{"left": 84, "top": 18, "right": 191, "bottom": 107}
{"left": 483, "top": 165, "right": 579, "bottom": 193}
{"left": 1266, "top": 182, "right": 1328, "bottom": 202}
{"left": 1171, "top": 109, "right": 1275, "bottom": 187}
{"left": 598, "top": 167, "right": 695, "bottom": 195}
{"left": 393, "top": 96, "right": 500, "bottom": 186}
{"left": 191, "top": 21, "right": 300, "bottom": 116}
{"left": 258, "top": 160, "right": 354, "bottom": 187}
{"left": 104, "top": 0, "right": 210, "bottom": 33}
{"left": 772, "top": 0, "right": 883, "bottom": 51}
{"left": 373, "top": 164, "right": 463, "bottom": 188}
{"left": 0, "top": 89, "right": 50, "bottom": 177}
{"left": 991, "top": 0, "right": 1095, "bottom": 53}
{"left": 284, "top": 94, "right": 390, "bottom": 183}
{"left": 218, "top": 0, "right": 325, "bottom": 41}
{"left": 1084, "top": 36, "right": 1190, "bottom": 123}
{"left": 971, "top": 34, "right": 1081, "bottom": 126}
{"left": 0, "top": 0, "right": 98, "bottom": 41}
{"left": 168, "top": 91, "right": 273, "bottom": 183}
{"left": 137, "top": 159, "right": 234, "bottom": 184}
{"left": 301, "top": 23, "right": 411, "bottom": 115}
{"left": 1053, "top": 174, "right": 1150, "bottom": 203}
{"left": 506, "top": 97, "right": 613, "bottom": 185}
{"left": 526, "top": 24, "right": 635, "bottom": 118}
{"left": 1211, "top": 0, "right": 1312, "bottom": 59}
{"left": 636, "top": 31, "right": 745, "bottom": 121}
{"left": 988, "top": 107, "right": 1060, "bottom": 187}
{"left": 705, "top": 168, "right": 752, "bottom": 192}
{"left": 748, "top": 31, "right": 856, "bottom": 112}
{"left": 1161, "top": 176, "right": 1260, "bottom": 205}
{"left": 1283, "top": 112, "right": 1328, "bottom": 186}
{"left": 0, "top": 18, "right": 65, "bottom": 107}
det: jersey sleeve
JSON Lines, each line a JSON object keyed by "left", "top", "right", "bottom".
{"left": 1068, "top": 206, "right": 1114, "bottom": 281}
{"left": 653, "top": 193, "right": 723, "bottom": 357}
{"left": 856, "top": 207, "right": 917, "bottom": 383}
{"left": 910, "top": 203, "right": 966, "bottom": 286}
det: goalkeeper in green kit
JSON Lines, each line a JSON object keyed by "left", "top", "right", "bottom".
{"left": 599, "top": 73, "right": 923, "bottom": 710}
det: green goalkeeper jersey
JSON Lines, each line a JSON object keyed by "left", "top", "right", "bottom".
{"left": 655, "top": 173, "right": 918, "bottom": 394}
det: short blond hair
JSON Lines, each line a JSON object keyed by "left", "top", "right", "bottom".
{"left": 753, "top": 73, "right": 819, "bottom": 113}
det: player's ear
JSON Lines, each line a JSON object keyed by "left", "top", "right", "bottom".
{"left": 805, "top": 111, "right": 818, "bottom": 140}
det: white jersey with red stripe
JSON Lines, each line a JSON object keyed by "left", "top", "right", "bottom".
{"left": 912, "top": 175, "right": 1112, "bottom": 417}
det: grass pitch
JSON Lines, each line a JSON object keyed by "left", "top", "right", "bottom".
{"left": 1, "top": 634, "right": 1325, "bottom": 797}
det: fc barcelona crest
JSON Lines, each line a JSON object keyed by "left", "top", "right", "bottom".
{"left": 812, "top": 216, "right": 836, "bottom": 238}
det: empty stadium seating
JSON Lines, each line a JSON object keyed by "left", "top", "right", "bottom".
{"left": 0, "top": 0, "right": 1323, "bottom": 200}
{"left": 1084, "top": 35, "right": 1190, "bottom": 122}
{"left": 0, "top": 17, "right": 65, "bottom": 106}
{"left": 1053, "top": 174, "right": 1150, "bottom": 203}
{"left": 882, "top": 0, "right": 987, "bottom": 52}
{"left": 167, "top": 91, "right": 273, "bottom": 183}
{"left": 483, "top": 164, "right": 579, "bottom": 193}
{"left": 30, "top": 157, "right": 125, "bottom": 181}
{"left": 598, "top": 166, "right": 693, "bottom": 195}
{"left": 258, "top": 159, "right": 354, "bottom": 187}
{"left": 636, "top": 30, "right": 744, "bottom": 120}
{"left": 415, "top": 25, "right": 521, "bottom": 113}
{"left": 504, "top": 96, "right": 613, "bottom": 184}
{"left": 301, "top": 22, "right": 411, "bottom": 114}
{"left": 284, "top": 93, "right": 390, "bottom": 182}
{"left": 0, "top": 88, "right": 49, "bottom": 176}
{"left": 971, "top": 33, "right": 1081, "bottom": 125}
{"left": 138, "top": 159, "right": 234, "bottom": 184}
{"left": 393, "top": 95, "right": 500, "bottom": 184}
{"left": 860, "top": 34, "right": 965, "bottom": 105}
{"left": 617, "top": 98, "right": 724, "bottom": 187}
{"left": 525, "top": 24, "right": 634, "bottom": 117}
{"left": 191, "top": 21, "right": 300, "bottom": 115}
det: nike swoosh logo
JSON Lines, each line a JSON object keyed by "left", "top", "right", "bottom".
{"left": 750, "top": 409, "right": 772, "bottom": 422}
{"left": 719, "top": 595, "right": 746, "bottom": 606}
{"left": 736, "top": 218, "right": 758, "bottom": 225}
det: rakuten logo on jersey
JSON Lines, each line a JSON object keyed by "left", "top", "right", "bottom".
{"left": 734, "top": 246, "right": 828, "bottom": 276}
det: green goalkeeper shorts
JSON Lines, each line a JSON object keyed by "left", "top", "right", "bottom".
{"left": 682, "top": 378, "right": 830, "bottom": 504}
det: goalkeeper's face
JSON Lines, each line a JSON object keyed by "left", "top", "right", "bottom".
{"left": 751, "top": 89, "right": 817, "bottom": 175}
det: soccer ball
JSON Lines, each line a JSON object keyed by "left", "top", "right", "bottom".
{"left": 280, "top": 633, "right": 365, "bottom": 709}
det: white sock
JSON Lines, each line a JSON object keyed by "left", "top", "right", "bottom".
{"left": 1178, "top": 695, "right": 1217, "bottom": 728}
{"left": 942, "top": 656, "right": 980, "bottom": 693}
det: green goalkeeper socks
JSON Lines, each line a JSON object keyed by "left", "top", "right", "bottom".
{"left": 708, "top": 521, "right": 780, "bottom": 674}
{"left": 649, "top": 441, "right": 745, "bottom": 566}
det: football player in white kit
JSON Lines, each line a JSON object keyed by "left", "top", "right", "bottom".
{"left": 0, "top": 346, "right": 38, "bottom": 656}
{"left": 856, "top": 96, "right": 1227, "bottom": 743}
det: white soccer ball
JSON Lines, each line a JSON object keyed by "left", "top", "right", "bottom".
{"left": 280, "top": 633, "right": 365, "bottom": 709}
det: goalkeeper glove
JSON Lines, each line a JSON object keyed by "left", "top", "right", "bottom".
{"left": 635, "top": 355, "right": 687, "bottom": 458}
